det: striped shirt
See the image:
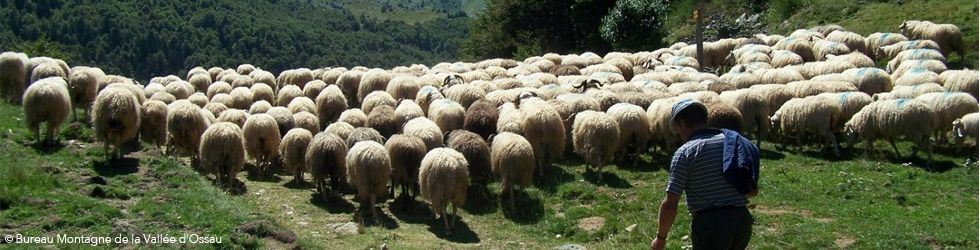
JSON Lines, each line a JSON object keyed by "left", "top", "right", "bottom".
{"left": 666, "top": 129, "right": 748, "bottom": 213}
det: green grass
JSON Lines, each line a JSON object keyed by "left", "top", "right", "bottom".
{"left": 0, "top": 98, "right": 976, "bottom": 249}
{"left": 0, "top": 103, "right": 303, "bottom": 249}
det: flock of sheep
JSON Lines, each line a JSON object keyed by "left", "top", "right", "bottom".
{"left": 0, "top": 19, "right": 977, "bottom": 234}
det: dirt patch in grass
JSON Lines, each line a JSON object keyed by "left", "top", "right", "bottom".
{"left": 835, "top": 234, "right": 856, "bottom": 248}
{"left": 576, "top": 216, "right": 605, "bottom": 233}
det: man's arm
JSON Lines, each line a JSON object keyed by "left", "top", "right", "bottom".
{"left": 651, "top": 192, "right": 681, "bottom": 250}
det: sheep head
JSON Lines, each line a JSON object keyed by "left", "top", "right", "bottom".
{"left": 844, "top": 125, "right": 858, "bottom": 149}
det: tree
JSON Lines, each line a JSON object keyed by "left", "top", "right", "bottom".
{"left": 599, "top": 0, "right": 670, "bottom": 51}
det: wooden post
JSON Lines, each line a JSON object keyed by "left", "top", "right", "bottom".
{"left": 694, "top": 1, "right": 704, "bottom": 71}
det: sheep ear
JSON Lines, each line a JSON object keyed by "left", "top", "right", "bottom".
{"left": 487, "top": 133, "right": 495, "bottom": 143}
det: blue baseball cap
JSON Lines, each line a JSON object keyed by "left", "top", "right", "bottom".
{"left": 670, "top": 98, "right": 707, "bottom": 126}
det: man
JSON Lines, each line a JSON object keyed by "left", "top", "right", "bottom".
{"left": 651, "top": 99, "right": 756, "bottom": 250}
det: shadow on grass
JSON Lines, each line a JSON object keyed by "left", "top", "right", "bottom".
{"left": 282, "top": 179, "right": 313, "bottom": 190}
{"left": 534, "top": 165, "right": 575, "bottom": 193}
{"left": 501, "top": 190, "right": 543, "bottom": 224}
{"left": 389, "top": 195, "right": 435, "bottom": 224}
{"left": 584, "top": 170, "right": 633, "bottom": 189}
{"left": 461, "top": 185, "right": 497, "bottom": 215}
{"left": 93, "top": 157, "right": 140, "bottom": 177}
{"left": 310, "top": 193, "right": 355, "bottom": 214}
{"left": 29, "top": 140, "right": 66, "bottom": 155}
{"left": 225, "top": 178, "right": 248, "bottom": 196}
{"left": 245, "top": 163, "right": 282, "bottom": 183}
{"left": 891, "top": 156, "right": 959, "bottom": 173}
{"left": 759, "top": 148, "right": 785, "bottom": 160}
{"left": 426, "top": 216, "right": 480, "bottom": 243}
{"left": 619, "top": 154, "right": 670, "bottom": 172}
{"left": 357, "top": 206, "right": 399, "bottom": 229}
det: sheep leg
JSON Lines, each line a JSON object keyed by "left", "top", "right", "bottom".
{"left": 825, "top": 131, "right": 840, "bottom": 158}
{"left": 889, "top": 139, "right": 901, "bottom": 158}
{"left": 443, "top": 210, "right": 451, "bottom": 235}
{"left": 370, "top": 196, "right": 379, "bottom": 224}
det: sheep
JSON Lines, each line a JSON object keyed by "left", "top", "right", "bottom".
{"left": 900, "top": 20, "right": 965, "bottom": 57}
{"left": 207, "top": 81, "right": 232, "bottom": 99}
{"left": 250, "top": 83, "right": 276, "bottom": 104}
{"left": 810, "top": 24, "right": 844, "bottom": 37}
{"left": 891, "top": 59, "right": 947, "bottom": 79}
{"left": 572, "top": 110, "right": 620, "bottom": 182}
{"left": 307, "top": 132, "right": 349, "bottom": 198}
{"left": 251, "top": 70, "right": 278, "bottom": 92}
{"left": 226, "top": 87, "right": 253, "bottom": 110}
{"left": 92, "top": 86, "right": 141, "bottom": 160}
{"left": 346, "top": 141, "right": 392, "bottom": 223}
{"left": 358, "top": 70, "right": 392, "bottom": 104}
{"left": 812, "top": 40, "right": 852, "bottom": 61}
{"left": 143, "top": 83, "right": 165, "bottom": 100}
{"left": 0, "top": 52, "right": 28, "bottom": 103}
{"left": 774, "top": 37, "right": 816, "bottom": 62}
{"left": 887, "top": 49, "right": 946, "bottom": 72}
{"left": 877, "top": 40, "right": 941, "bottom": 61}
{"left": 428, "top": 99, "right": 466, "bottom": 133}
{"left": 395, "top": 99, "right": 424, "bottom": 128}
{"left": 167, "top": 100, "right": 211, "bottom": 160}
{"left": 188, "top": 93, "right": 209, "bottom": 108}
{"left": 845, "top": 99, "right": 934, "bottom": 165}
{"left": 771, "top": 96, "right": 842, "bottom": 157}
{"left": 199, "top": 122, "right": 246, "bottom": 189}
{"left": 490, "top": 132, "right": 535, "bottom": 209}
{"left": 418, "top": 147, "right": 469, "bottom": 234}
{"left": 204, "top": 102, "right": 229, "bottom": 118}
{"left": 334, "top": 108, "right": 365, "bottom": 127}
{"left": 66, "top": 66, "right": 105, "bottom": 121}
{"left": 313, "top": 85, "right": 347, "bottom": 128}
{"left": 237, "top": 64, "right": 256, "bottom": 75}
{"left": 550, "top": 65, "right": 581, "bottom": 76}
{"left": 150, "top": 92, "right": 177, "bottom": 104}
{"left": 786, "top": 80, "right": 858, "bottom": 98}
{"left": 385, "top": 134, "right": 427, "bottom": 201}
{"left": 841, "top": 68, "right": 894, "bottom": 94}
{"left": 403, "top": 117, "right": 444, "bottom": 150}
{"left": 188, "top": 73, "right": 212, "bottom": 93}
{"left": 287, "top": 96, "right": 316, "bottom": 115}
{"left": 336, "top": 70, "right": 364, "bottom": 105}
{"left": 361, "top": 91, "right": 397, "bottom": 116}
{"left": 280, "top": 128, "right": 313, "bottom": 185}
{"left": 815, "top": 92, "right": 874, "bottom": 130}
{"left": 162, "top": 80, "right": 193, "bottom": 100}
{"left": 366, "top": 105, "right": 398, "bottom": 139}
{"left": 446, "top": 130, "right": 492, "bottom": 186}
{"left": 770, "top": 49, "right": 805, "bottom": 68}
{"left": 243, "top": 114, "right": 281, "bottom": 175}
{"left": 496, "top": 102, "right": 525, "bottom": 135}
{"left": 605, "top": 103, "right": 650, "bottom": 168}
{"left": 719, "top": 89, "right": 769, "bottom": 142}
{"left": 915, "top": 92, "right": 979, "bottom": 144}
{"left": 217, "top": 109, "right": 249, "bottom": 128}
{"left": 826, "top": 30, "right": 868, "bottom": 56}
{"left": 347, "top": 127, "right": 385, "bottom": 148}
{"left": 873, "top": 83, "right": 944, "bottom": 100}
{"left": 940, "top": 70, "right": 979, "bottom": 98}
{"left": 865, "top": 32, "right": 909, "bottom": 60}
{"left": 325, "top": 121, "right": 355, "bottom": 141}
{"left": 279, "top": 68, "right": 315, "bottom": 90}
{"left": 796, "top": 61, "right": 856, "bottom": 79}
{"left": 825, "top": 52, "right": 874, "bottom": 68}
{"left": 462, "top": 99, "right": 498, "bottom": 140}
{"left": 248, "top": 100, "right": 272, "bottom": 114}
{"left": 387, "top": 75, "right": 421, "bottom": 100}
{"left": 705, "top": 100, "right": 744, "bottom": 132}
{"left": 444, "top": 84, "right": 487, "bottom": 109}
{"left": 276, "top": 85, "right": 304, "bottom": 106}
{"left": 518, "top": 98, "right": 566, "bottom": 176}
{"left": 30, "top": 62, "right": 68, "bottom": 84}
{"left": 267, "top": 106, "right": 295, "bottom": 138}
{"left": 140, "top": 100, "right": 169, "bottom": 149}
{"left": 416, "top": 86, "right": 445, "bottom": 117}
{"left": 953, "top": 112, "right": 979, "bottom": 151}
{"left": 292, "top": 111, "right": 320, "bottom": 133}
{"left": 758, "top": 68, "right": 804, "bottom": 85}
{"left": 894, "top": 70, "right": 941, "bottom": 87}
{"left": 207, "top": 67, "right": 224, "bottom": 81}
{"left": 22, "top": 77, "right": 71, "bottom": 144}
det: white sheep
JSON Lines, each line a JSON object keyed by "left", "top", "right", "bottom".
{"left": 418, "top": 148, "right": 469, "bottom": 235}
{"left": 346, "top": 141, "right": 392, "bottom": 223}
{"left": 199, "top": 122, "right": 246, "bottom": 189}
{"left": 845, "top": 99, "right": 934, "bottom": 166}
{"left": 22, "top": 77, "right": 71, "bottom": 144}
{"left": 572, "top": 110, "right": 620, "bottom": 182}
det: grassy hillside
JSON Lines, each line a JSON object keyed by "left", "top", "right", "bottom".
{"left": 665, "top": 0, "right": 979, "bottom": 68}
{"left": 327, "top": 0, "right": 485, "bottom": 24}
{"left": 0, "top": 100, "right": 975, "bottom": 248}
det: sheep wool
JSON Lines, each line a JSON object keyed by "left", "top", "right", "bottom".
{"left": 771, "top": 96, "right": 842, "bottom": 157}
{"left": 385, "top": 134, "right": 427, "bottom": 199}
{"left": 67, "top": 66, "right": 105, "bottom": 120}
{"left": 519, "top": 98, "right": 566, "bottom": 175}
{"left": 428, "top": 98, "right": 466, "bottom": 133}
{"left": 338, "top": 108, "right": 367, "bottom": 128}
{"left": 92, "top": 86, "right": 142, "bottom": 159}
{"left": 447, "top": 130, "right": 492, "bottom": 186}
{"left": 572, "top": 111, "right": 620, "bottom": 181}
{"left": 490, "top": 132, "right": 535, "bottom": 209}
{"left": 140, "top": 100, "right": 169, "bottom": 148}
{"left": 463, "top": 99, "right": 499, "bottom": 140}
{"left": 22, "top": 77, "right": 71, "bottom": 144}
{"left": 606, "top": 103, "right": 650, "bottom": 167}
{"left": 315, "top": 84, "right": 349, "bottom": 127}
{"left": 167, "top": 100, "right": 211, "bottom": 158}
{"left": 346, "top": 141, "right": 392, "bottom": 221}
{"left": 307, "top": 132, "right": 349, "bottom": 198}
{"left": 418, "top": 147, "right": 470, "bottom": 234}
{"left": 915, "top": 92, "right": 979, "bottom": 143}
{"left": 217, "top": 109, "right": 249, "bottom": 128}
{"left": 845, "top": 99, "right": 934, "bottom": 165}
{"left": 243, "top": 114, "right": 281, "bottom": 174}
{"left": 403, "top": 117, "right": 444, "bottom": 150}
{"left": 940, "top": 70, "right": 979, "bottom": 98}
{"left": 199, "top": 122, "right": 246, "bottom": 188}
{"left": 0, "top": 52, "right": 28, "bottom": 103}
{"left": 324, "top": 122, "right": 355, "bottom": 141}
{"left": 280, "top": 128, "right": 314, "bottom": 184}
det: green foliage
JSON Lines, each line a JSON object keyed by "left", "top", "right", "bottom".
{"left": 461, "top": 0, "right": 616, "bottom": 60}
{"left": 766, "top": 0, "right": 800, "bottom": 21}
{"left": 599, "top": 0, "right": 671, "bottom": 51}
{"left": 12, "top": 36, "right": 74, "bottom": 62}
{"left": 0, "top": 0, "right": 469, "bottom": 81}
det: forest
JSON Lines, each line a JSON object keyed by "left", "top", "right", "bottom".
{"left": 0, "top": 0, "right": 469, "bottom": 81}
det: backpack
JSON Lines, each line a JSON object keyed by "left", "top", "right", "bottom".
{"left": 719, "top": 129, "right": 760, "bottom": 195}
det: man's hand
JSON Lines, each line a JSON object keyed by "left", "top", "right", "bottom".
{"left": 651, "top": 238, "right": 666, "bottom": 250}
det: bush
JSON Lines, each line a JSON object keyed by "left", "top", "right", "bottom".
{"left": 599, "top": 0, "right": 671, "bottom": 51}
